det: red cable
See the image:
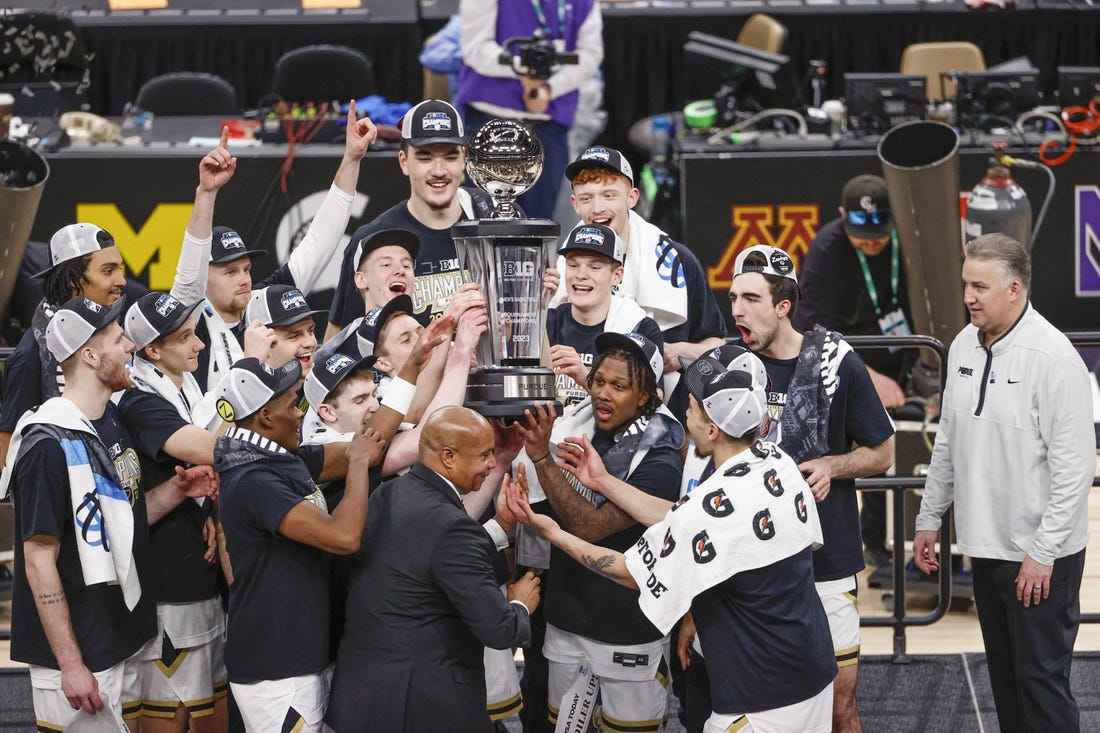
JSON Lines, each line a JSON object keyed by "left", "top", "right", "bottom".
{"left": 1039, "top": 99, "right": 1100, "bottom": 167}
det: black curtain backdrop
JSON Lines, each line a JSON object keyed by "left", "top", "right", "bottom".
{"left": 84, "top": 18, "right": 422, "bottom": 115}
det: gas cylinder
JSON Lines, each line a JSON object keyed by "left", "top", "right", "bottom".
{"left": 965, "top": 165, "right": 1032, "bottom": 247}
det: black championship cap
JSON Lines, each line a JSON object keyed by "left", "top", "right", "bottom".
{"left": 565, "top": 146, "right": 635, "bottom": 186}
{"left": 595, "top": 331, "right": 664, "bottom": 383}
{"left": 400, "top": 99, "right": 465, "bottom": 147}
{"left": 124, "top": 292, "right": 202, "bottom": 351}
{"left": 245, "top": 285, "right": 324, "bottom": 328}
{"left": 210, "top": 226, "right": 268, "bottom": 265}
{"left": 354, "top": 228, "right": 421, "bottom": 269}
{"left": 356, "top": 293, "right": 415, "bottom": 355}
{"left": 558, "top": 223, "right": 625, "bottom": 264}
{"left": 304, "top": 350, "right": 377, "bottom": 408}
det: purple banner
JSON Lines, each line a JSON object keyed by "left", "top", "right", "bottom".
{"left": 1077, "top": 185, "right": 1100, "bottom": 297}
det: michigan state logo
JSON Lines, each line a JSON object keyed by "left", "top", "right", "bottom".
{"left": 702, "top": 488, "right": 734, "bottom": 518}
{"left": 692, "top": 530, "right": 717, "bottom": 564}
{"left": 216, "top": 398, "right": 236, "bottom": 422}
{"left": 724, "top": 462, "right": 750, "bottom": 478}
{"left": 753, "top": 508, "right": 776, "bottom": 540}
{"left": 795, "top": 491, "right": 808, "bottom": 523}
{"left": 763, "top": 468, "right": 784, "bottom": 497}
{"left": 660, "top": 528, "right": 677, "bottom": 558}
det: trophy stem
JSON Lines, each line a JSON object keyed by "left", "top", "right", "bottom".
{"left": 491, "top": 198, "right": 519, "bottom": 219}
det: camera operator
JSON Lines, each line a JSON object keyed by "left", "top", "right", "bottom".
{"left": 455, "top": 0, "right": 604, "bottom": 220}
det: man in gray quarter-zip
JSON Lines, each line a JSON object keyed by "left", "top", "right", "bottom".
{"left": 915, "top": 232, "right": 1095, "bottom": 733}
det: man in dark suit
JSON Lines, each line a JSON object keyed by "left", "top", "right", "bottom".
{"left": 329, "top": 405, "right": 541, "bottom": 733}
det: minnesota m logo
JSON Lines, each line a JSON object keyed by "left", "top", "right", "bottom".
{"left": 707, "top": 204, "right": 819, "bottom": 289}
{"left": 76, "top": 203, "right": 193, "bottom": 291}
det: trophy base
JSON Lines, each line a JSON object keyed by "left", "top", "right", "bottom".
{"left": 465, "top": 366, "right": 563, "bottom": 421}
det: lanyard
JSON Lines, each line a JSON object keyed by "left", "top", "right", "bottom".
{"left": 854, "top": 231, "right": 899, "bottom": 318}
{"left": 530, "top": 0, "right": 567, "bottom": 37}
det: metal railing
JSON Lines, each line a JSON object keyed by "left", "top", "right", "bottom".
{"left": 844, "top": 334, "right": 950, "bottom": 662}
{"left": 1068, "top": 332, "right": 1100, "bottom": 625}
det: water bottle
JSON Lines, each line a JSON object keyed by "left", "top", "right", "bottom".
{"left": 650, "top": 114, "right": 672, "bottom": 183}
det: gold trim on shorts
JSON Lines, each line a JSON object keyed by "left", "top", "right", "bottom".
{"left": 487, "top": 690, "right": 523, "bottom": 721}
{"left": 141, "top": 698, "right": 181, "bottom": 719}
{"left": 36, "top": 722, "right": 64, "bottom": 733}
{"left": 281, "top": 708, "right": 306, "bottom": 733}
{"left": 726, "top": 715, "right": 750, "bottom": 732}
{"left": 655, "top": 656, "right": 670, "bottom": 689}
{"left": 154, "top": 647, "right": 190, "bottom": 679}
{"left": 121, "top": 699, "right": 144, "bottom": 720}
{"left": 835, "top": 643, "right": 861, "bottom": 668}
{"left": 601, "top": 710, "right": 663, "bottom": 733}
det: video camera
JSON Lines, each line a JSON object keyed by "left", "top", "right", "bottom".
{"left": 498, "top": 29, "right": 578, "bottom": 81}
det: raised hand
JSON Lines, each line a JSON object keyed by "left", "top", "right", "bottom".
{"left": 344, "top": 98, "right": 378, "bottom": 161}
{"left": 454, "top": 304, "right": 488, "bottom": 352}
{"left": 548, "top": 344, "right": 588, "bottom": 386}
{"left": 503, "top": 464, "right": 560, "bottom": 540}
{"left": 198, "top": 125, "right": 237, "bottom": 192}
{"left": 542, "top": 266, "right": 561, "bottom": 300}
{"left": 514, "top": 402, "right": 558, "bottom": 459}
{"left": 493, "top": 421, "right": 525, "bottom": 467}
{"left": 443, "top": 282, "right": 486, "bottom": 321}
{"left": 399, "top": 314, "right": 454, "bottom": 380}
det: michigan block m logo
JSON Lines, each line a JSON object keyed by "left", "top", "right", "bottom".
{"left": 707, "top": 204, "right": 819, "bottom": 289}
{"left": 76, "top": 203, "right": 193, "bottom": 291}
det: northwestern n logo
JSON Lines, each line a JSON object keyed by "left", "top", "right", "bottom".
{"left": 1076, "top": 185, "right": 1100, "bottom": 296}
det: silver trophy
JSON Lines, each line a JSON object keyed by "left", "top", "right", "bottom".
{"left": 452, "top": 119, "right": 562, "bottom": 419}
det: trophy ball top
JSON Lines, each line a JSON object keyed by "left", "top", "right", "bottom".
{"left": 465, "top": 119, "right": 545, "bottom": 216}
{"left": 467, "top": 118, "right": 543, "bottom": 162}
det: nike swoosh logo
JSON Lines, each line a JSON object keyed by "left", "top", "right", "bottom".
{"left": 1008, "top": 379, "right": 1022, "bottom": 384}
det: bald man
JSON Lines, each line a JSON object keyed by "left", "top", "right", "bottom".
{"left": 329, "top": 406, "right": 540, "bottom": 733}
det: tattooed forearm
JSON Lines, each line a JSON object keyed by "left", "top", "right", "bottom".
{"left": 582, "top": 553, "right": 629, "bottom": 581}
{"left": 37, "top": 590, "right": 65, "bottom": 606}
{"left": 536, "top": 458, "right": 635, "bottom": 542}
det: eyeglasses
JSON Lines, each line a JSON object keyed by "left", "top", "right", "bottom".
{"left": 847, "top": 210, "right": 891, "bottom": 227}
